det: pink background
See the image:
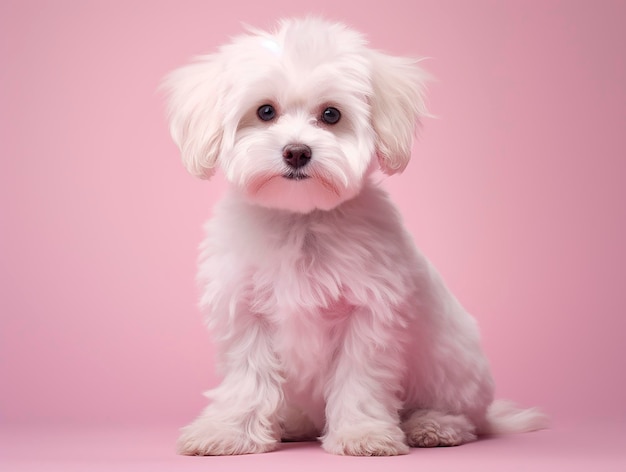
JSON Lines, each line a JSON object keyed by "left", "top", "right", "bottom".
{"left": 1, "top": 0, "right": 625, "bottom": 470}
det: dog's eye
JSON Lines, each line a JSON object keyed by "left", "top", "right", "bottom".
{"left": 321, "top": 107, "right": 341, "bottom": 125}
{"left": 257, "top": 104, "right": 276, "bottom": 122}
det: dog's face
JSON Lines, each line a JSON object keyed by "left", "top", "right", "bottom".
{"left": 164, "top": 18, "right": 428, "bottom": 213}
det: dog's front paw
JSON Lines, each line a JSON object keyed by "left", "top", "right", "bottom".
{"left": 177, "top": 417, "right": 278, "bottom": 456}
{"left": 322, "top": 425, "right": 409, "bottom": 456}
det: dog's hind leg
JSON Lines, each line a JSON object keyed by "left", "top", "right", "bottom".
{"left": 402, "top": 409, "right": 477, "bottom": 447}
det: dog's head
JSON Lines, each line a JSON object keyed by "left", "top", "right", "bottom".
{"left": 163, "top": 17, "right": 428, "bottom": 213}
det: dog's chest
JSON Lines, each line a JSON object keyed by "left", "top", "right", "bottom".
{"left": 247, "top": 219, "right": 358, "bottom": 382}
{"left": 248, "top": 216, "right": 357, "bottom": 313}
{"left": 273, "top": 292, "right": 354, "bottom": 394}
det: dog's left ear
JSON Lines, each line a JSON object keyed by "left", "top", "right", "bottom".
{"left": 368, "top": 51, "right": 429, "bottom": 175}
{"left": 161, "top": 55, "right": 224, "bottom": 179}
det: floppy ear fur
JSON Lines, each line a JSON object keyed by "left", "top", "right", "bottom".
{"left": 368, "top": 51, "right": 429, "bottom": 175}
{"left": 162, "top": 55, "right": 224, "bottom": 179}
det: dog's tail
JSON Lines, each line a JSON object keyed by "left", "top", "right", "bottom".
{"left": 481, "top": 400, "right": 549, "bottom": 435}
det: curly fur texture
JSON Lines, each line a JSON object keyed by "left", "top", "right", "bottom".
{"left": 163, "top": 17, "right": 547, "bottom": 456}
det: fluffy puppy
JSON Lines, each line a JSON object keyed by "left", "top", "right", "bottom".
{"left": 163, "top": 17, "right": 547, "bottom": 456}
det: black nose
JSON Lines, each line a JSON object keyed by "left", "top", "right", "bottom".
{"left": 283, "top": 144, "right": 312, "bottom": 169}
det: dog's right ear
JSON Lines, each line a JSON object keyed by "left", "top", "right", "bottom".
{"left": 161, "top": 55, "right": 223, "bottom": 179}
{"left": 368, "top": 51, "right": 429, "bottom": 175}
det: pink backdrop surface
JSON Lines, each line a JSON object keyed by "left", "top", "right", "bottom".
{"left": 1, "top": 0, "right": 625, "bottom": 470}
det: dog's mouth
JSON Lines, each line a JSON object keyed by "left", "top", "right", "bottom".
{"left": 282, "top": 171, "right": 310, "bottom": 181}
{"left": 249, "top": 171, "right": 341, "bottom": 201}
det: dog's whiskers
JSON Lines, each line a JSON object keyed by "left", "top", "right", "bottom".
{"left": 311, "top": 171, "right": 341, "bottom": 197}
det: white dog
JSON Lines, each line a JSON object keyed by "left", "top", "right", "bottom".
{"left": 163, "top": 17, "right": 547, "bottom": 456}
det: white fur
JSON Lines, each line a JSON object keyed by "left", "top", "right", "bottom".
{"left": 163, "top": 17, "right": 547, "bottom": 456}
